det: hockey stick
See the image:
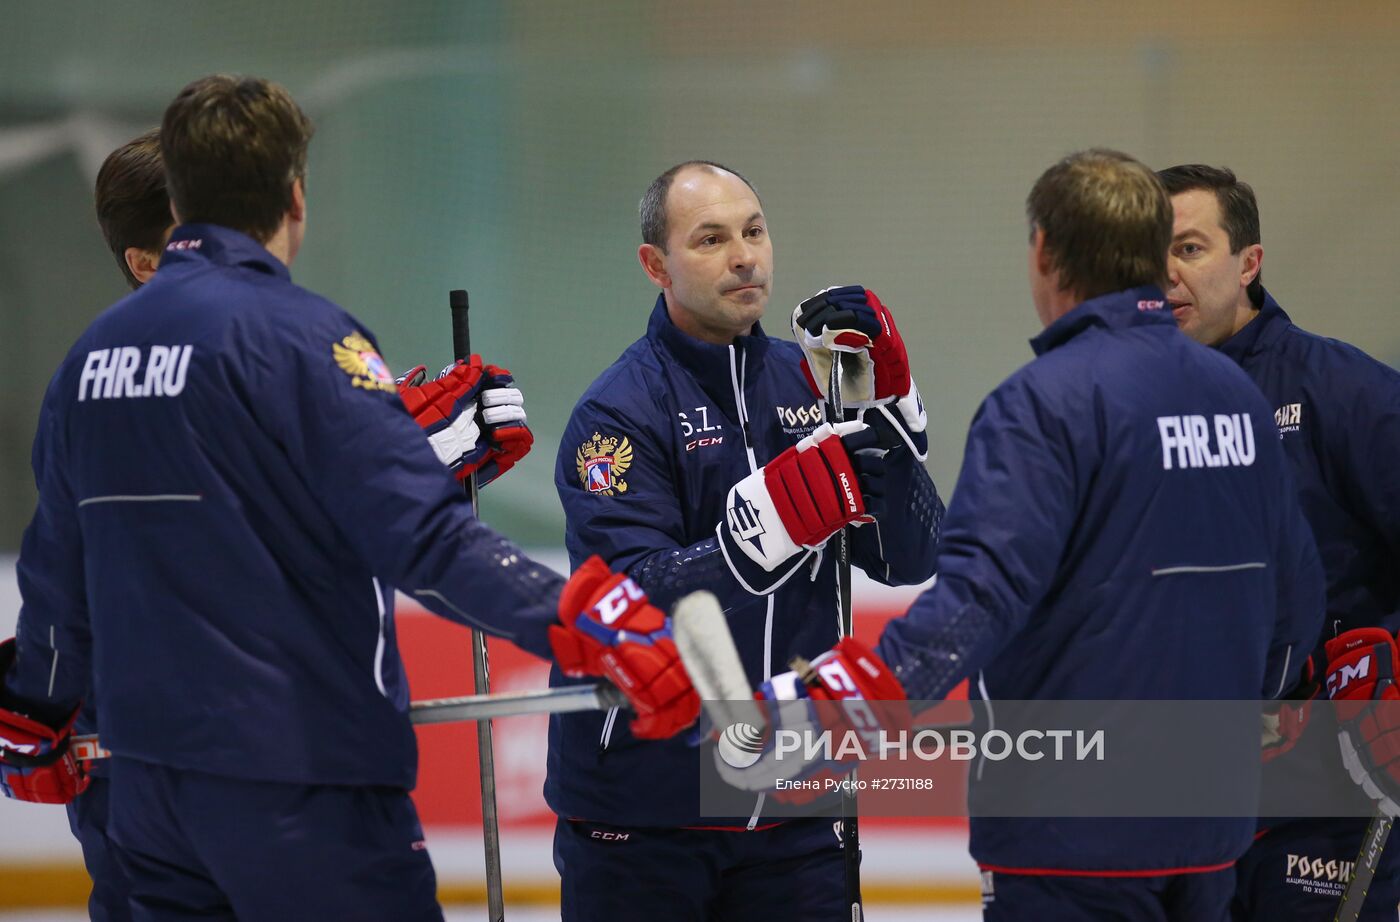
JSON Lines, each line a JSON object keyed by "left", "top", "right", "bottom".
{"left": 450, "top": 288, "right": 505, "bottom": 922}
{"left": 1335, "top": 809, "right": 1392, "bottom": 922}
{"left": 69, "top": 684, "right": 628, "bottom": 761}
{"left": 673, "top": 590, "right": 760, "bottom": 728}
{"left": 72, "top": 591, "right": 745, "bottom": 763}
{"left": 410, "top": 684, "right": 628, "bottom": 725}
{"left": 827, "top": 351, "right": 862, "bottom": 922}
{"left": 419, "top": 594, "right": 747, "bottom": 727}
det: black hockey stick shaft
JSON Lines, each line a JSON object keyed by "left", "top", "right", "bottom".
{"left": 1335, "top": 809, "right": 1392, "bottom": 922}
{"left": 450, "top": 288, "right": 506, "bottom": 922}
{"left": 827, "top": 352, "right": 862, "bottom": 921}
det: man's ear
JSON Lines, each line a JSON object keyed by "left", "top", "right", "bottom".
{"left": 289, "top": 177, "right": 306, "bottom": 222}
{"left": 125, "top": 247, "right": 161, "bottom": 286}
{"left": 1032, "top": 227, "right": 1056, "bottom": 279}
{"left": 638, "top": 243, "right": 669, "bottom": 289}
{"left": 1240, "top": 243, "right": 1263, "bottom": 289}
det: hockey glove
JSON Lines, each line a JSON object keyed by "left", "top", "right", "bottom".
{"left": 1261, "top": 648, "right": 1324, "bottom": 763}
{"left": 1325, "top": 628, "right": 1400, "bottom": 816}
{"left": 714, "top": 638, "right": 909, "bottom": 795}
{"left": 398, "top": 357, "right": 533, "bottom": 487}
{"left": 718, "top": 421, "right": 881, "bottom": 575}
{"left": 398, "top": 356, "right": 489, "bottom": 478}
{"left": 549, "top": 556, "right": 701, "bottom": 740}
{"left": 792, "top": 286, "right": 912, "bottom": 408}
{"left": 857, "top": 389, "right": 929, "bottom": 462}
{"left": 474, "top": 363, "right": 533, "bottom": 486}
{"left": 0, "top": 639, "right": 89, "bottom": 804}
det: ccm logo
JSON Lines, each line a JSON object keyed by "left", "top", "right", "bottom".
{"left": 1328, "top": 657, "right": 1371, "bottom": 697}
{"left": 593, "top": 579, "right": 646, "bottom": 625}
{"left": 590, "top": 831, "right": 630, "bottom": 842}
{"left": 0, "top": 735, "right": 36, "bottom": 754}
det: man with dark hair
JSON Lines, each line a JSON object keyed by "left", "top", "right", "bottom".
{"left": 0, "top": 74, "right": 699, "bottom": 919}
{"left": 1158, "top": 165, "right": 1265, "bottom": 344}
{"left": 1160, "top": 162, "right": 1400, "bottom": 921}
{"left": 637, "top": 158, "right": 760, "bottom": 249}
{"left": 718, "top": 149, "right": 1324, "bottom": 920}
{"left": 549, "top": 159, "right": 942, "bottom": 919}
{"left": 94, "top": 128, "right": 173, "bottom": 289}
{"left": 50, "top": 129, "right": 179, "bottom": 922}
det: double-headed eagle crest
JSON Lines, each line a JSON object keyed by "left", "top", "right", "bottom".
{"left": 576, "top": 432, "right": 633, "bottom": 495}
{"left": 333, "top": 332, "right": 395, "bottom": 393}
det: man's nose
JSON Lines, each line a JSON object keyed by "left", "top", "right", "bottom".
{"left": 730, "top": 237, "right": 757, "bottom": 271}
{"left": 1165, "top": 257, "right": 1181, "bottom": 287}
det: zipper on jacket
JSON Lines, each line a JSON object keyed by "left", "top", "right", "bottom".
{"left": 729, "top": 345, "right": 759, "bottom": 471}
{"left": 731, "top": 344, "right": 774, "bottom": 830}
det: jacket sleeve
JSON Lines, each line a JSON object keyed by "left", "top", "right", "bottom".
{"left": 849, "top": 446, "right": 944, "bottom": 587}
{"left": 875, "top": 377, "right": 1082, "bottom": 700}
{"left": 1333, "top": 360, "right": 1400, "bottom": 629}
{"left": 3, "top": 375, "right": 92, "bottom": 722}
{"left": 245, "top": 308, "right": 563, "bottom": 660}
{"left": 1265, "top": 464, "right": 1326, "bottom": 698}
{"left": 556, "top": 395, "right": 810, "bottom": 613}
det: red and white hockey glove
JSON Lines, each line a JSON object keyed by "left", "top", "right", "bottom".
{"left": 0, "top": 640, "right": 89, "bottom": 805}
{"left": 719, "top": 421, "right": 879, "bottom": 574}
{"left": 1326, "top": 628, "right": 1400, "bottom": 816}
{"left": 1261, "top": 648, "right": 1323, "bottom": 763}
{"left": 714, "top": 638, "right": 909, "bottom": 795}
{"left": 549, "top": 557, "right": 700, "bottom": 740}
{"left": 398, "top": 357, "right": 532, "bottom": 487}
{"left": 474, "top": 363, "right": 533, "bottom": 485}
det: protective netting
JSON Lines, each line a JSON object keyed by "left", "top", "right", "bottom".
{"left": 1, "top": 3, "right": 1399, "bottom": 546}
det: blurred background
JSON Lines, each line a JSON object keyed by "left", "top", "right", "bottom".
{"left": 2, "top": 0, "right": 1399, "bottom": 916}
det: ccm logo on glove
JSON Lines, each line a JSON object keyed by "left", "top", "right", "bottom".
{"left": 593, "top": 579, "right": 646, "bottom": 626}
{"left": 0, "top": 734, "right": 34, "bottom": 755}
{"left": 1328, "top": 656, "right": 1370, "bottom": 697}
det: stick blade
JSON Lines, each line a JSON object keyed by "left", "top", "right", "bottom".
{"left": 672, "top": 591, "right": 762, "bottom": 733}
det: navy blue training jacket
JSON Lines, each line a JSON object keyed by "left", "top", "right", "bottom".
{"left": 5, "top": 224, "right": 563, "bottom": 789}
{"left": 1220, "top": 291, "right": 1400, "bottom": 637}
{"left": 1222, "top": 291, "right": 1400, "bottom": 836}
{"left": 875, "top": 286, "right": 1326, "bottom": 873}
{"left": 549, "top": 294, "right": 943, "bottom": 827}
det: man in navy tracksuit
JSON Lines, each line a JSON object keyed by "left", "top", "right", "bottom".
{"left": 714, "top": 150, "right": 1326, "bottom": 921}
{"left": 0, "top": 75, "right": 700, "bottom": 920}
{"left": 550, "top": 160, "right": 943, "bottom": 920}
{"left": 1159, "top": 163, "right": 1400, "bottom": 920}
{"left": 57, "top": 127, "right": 175, "bottom": 922}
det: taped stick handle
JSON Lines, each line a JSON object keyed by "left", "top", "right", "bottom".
{"left": 450, "top": 289, "right": 471, "bottom": 360}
